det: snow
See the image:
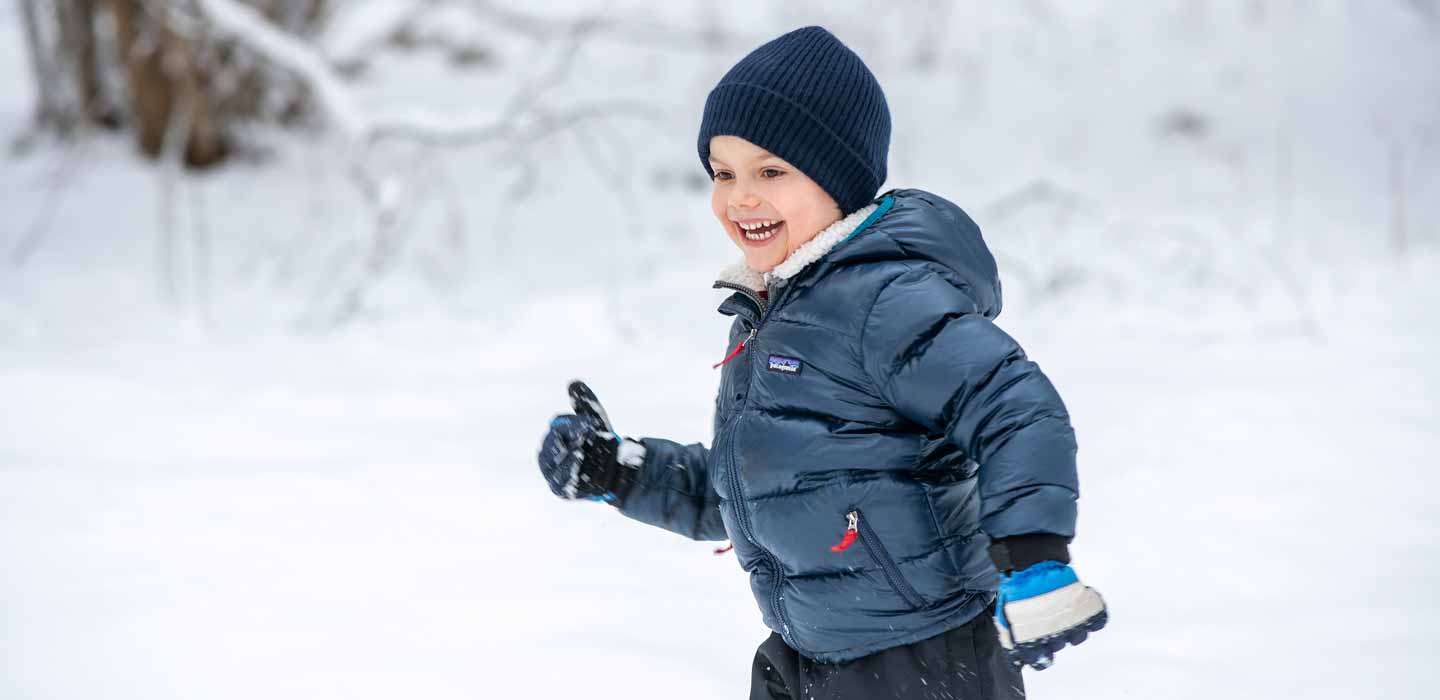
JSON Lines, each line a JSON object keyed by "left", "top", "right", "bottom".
{"left": 2, "top": 264, "right": 1435, "bottom": 699}
{"left": 2, "top": 1, "right": 1438, "bottom": 698}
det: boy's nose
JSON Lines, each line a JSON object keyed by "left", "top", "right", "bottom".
{"left": 728, "top": 186, "right": 761, "bottom": 210}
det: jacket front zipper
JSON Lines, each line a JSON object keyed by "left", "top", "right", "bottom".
{"left": 712, "top": 280, "right": 769, "bottom": 315}
{"left": 713, "top": 328, "right": 756, "bottom": 369}
{"left": 713, "top": 277, "right": 803, "bottom": 652}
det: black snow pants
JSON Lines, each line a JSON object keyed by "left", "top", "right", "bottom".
{"left": 749, "top": 603, "right": 1025, "bottom": 699}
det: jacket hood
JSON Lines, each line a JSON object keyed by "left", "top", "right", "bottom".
{"left": 827, "top": 188, "right": 1002, "bottom": 319}
{"left": 714, "top": 188, "right": 1002, "bottom": 319}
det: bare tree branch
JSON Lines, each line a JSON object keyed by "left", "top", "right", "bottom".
{"left": 461, "top": 0, "right": 753, "bottom": 53}
{"left": 185, "top": 0, "right": 665, "bottom": 324}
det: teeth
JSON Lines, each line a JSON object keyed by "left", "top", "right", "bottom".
{"left": 743, "top": 223, "right": 780, "bottom": 241}
{"left": 738, "top": 219, "right": 778, "bottom": 231}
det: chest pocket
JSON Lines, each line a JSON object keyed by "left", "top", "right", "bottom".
{"left": 748, "top": 318, "right": 881, "bottom": 420}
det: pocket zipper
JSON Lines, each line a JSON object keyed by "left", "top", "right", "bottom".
{"left": 830, "top": 511, "right": 859, "bottom": 552}
{"left": 832, "top": 509, "right": 926, "bottom": 609}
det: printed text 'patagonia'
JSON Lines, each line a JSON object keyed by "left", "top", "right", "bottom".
{"left": 767, "top": 354, "right": 802, "bottom": 375}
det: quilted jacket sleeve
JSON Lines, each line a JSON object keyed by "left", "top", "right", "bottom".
{"left": 860, "top": 267, "right": 1079, "bottom": 542}
{"left": 613, "top": 437, "right": 727, "bottom": 541}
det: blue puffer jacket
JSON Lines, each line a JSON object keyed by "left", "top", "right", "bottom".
{"left": 614, "top": 188, "right": 1079, "bottom": 662}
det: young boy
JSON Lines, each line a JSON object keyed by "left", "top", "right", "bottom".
{"left": 537, "top": 26, "right": 1106, "bottom": 698}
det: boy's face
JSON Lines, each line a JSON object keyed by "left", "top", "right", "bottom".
{"left": 708, "top": 135, "right": 842, "bottom": 273}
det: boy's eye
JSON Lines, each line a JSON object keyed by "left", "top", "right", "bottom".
{"left": 712, "top": 171, "right": 733, "bottom": 181}
{"left": 761, "top": 168, "right": 784, "bottom": 178}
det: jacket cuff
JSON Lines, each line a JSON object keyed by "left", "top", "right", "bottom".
{"left": 987, "top": 534, "right": 1072, "bottom": 573}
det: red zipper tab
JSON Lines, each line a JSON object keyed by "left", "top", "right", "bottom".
{"left": 830, "top": 511, "right": 859, "bottom": 552}
{"left": 712, "top": 328, "right": 757, "bottom": 369}
{"left": 713, "top": 542, "right": 734, "bottom": 555}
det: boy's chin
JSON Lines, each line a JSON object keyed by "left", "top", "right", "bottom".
{"left": 741, "top": 254, "right": 779, "bottom": 274}
{"left": 735, "top": 241, "right": 783, "bottom": 273}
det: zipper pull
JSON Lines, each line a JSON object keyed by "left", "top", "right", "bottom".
{"left": 830, "top": 511, "right": 859, "bottom": 552}
{"left": 713, "top": 541, "right": 734, "bottom": 556}
{"left": 712, "top": 328, "right": 757, "bottom": 369}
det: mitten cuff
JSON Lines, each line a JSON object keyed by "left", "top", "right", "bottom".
{"left": 988, "top": 534, "right": 1072, "bottom": 574}
{"left": 604, "top": 438, "right": 646, "bottom": 507}
{"left": 617, "top": 438, "right": 647, "bottom": 467}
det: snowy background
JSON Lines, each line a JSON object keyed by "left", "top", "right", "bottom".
{"left": 2, "top": 1, "right": 1438, "bottom": 698}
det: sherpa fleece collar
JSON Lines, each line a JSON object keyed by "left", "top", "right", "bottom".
{"left": 713, "top": 202, "right": 881, "bottom": 293}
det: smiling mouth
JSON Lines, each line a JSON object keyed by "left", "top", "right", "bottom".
{"left": 736, "top": 219, "right": 785, "bottom": 242}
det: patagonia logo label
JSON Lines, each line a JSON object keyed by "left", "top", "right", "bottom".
{"left": 767, "top": 355, "right": 803, "bottom": 375}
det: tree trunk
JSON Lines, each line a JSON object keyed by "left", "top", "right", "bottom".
{"left": 29, "top": 0, "right": 327, "bottom": 168}
{"left": 66, "top": 0, "right": 119, "bottom": 127}
{"left": 18, "top": 0, "right": 68, "bottom": 132}
{"left": 175, "top": 35, "right": 230, "bottom": 168}
{"left": 105, "top": 0, "right": 175, "bottom": 158}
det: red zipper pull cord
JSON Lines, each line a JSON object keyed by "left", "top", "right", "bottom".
{"left": 712, "top": 328, "right": 757, "bottom": 369}
{"left": 830, "top": 511, "right": 859, "bottom": 552}
{"left": 713, "top": 542, "right": 734, "bottom": 555}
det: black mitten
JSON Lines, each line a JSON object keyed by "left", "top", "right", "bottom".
{"left": 536, "top": 381, "right": 643, "bottom": 502}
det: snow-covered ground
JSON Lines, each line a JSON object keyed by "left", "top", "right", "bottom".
{"left": 2, "top": 2, "right": 1438, "bottom": 698}
{"left": 3, "top": 260, "right": 1437, "bottom": 699}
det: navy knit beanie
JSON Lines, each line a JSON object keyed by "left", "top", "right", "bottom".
{"left": 698, "top": 26, "right": 891, "bottom": 216}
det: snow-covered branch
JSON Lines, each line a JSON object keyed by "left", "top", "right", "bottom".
{"left": 187, "top": 0, "right": 662, "bottom": 325}
{"left": 464, "top": 0, "right": 754, "bottom": 52}
{"left": 193, "top": 0, "right": 642, "bottom": 147}
{"left": 192, "top": 0, "right": 369, "bottom": 140}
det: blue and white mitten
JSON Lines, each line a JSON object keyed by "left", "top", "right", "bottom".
{"left": 994, "top": 561, "right": 1108, "bottom": 670}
